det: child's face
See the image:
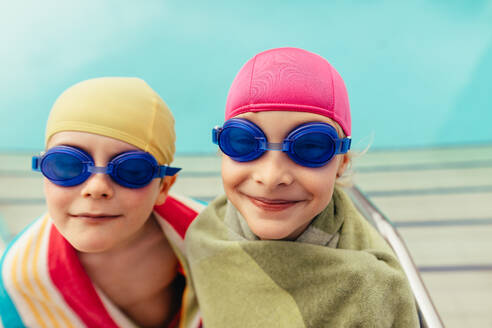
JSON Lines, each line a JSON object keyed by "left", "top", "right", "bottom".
{"left": 44, "top": 131, "right": 175, "bottom": 253}
{"left": 221, "top": 111, "right": 349, "bottom": 240}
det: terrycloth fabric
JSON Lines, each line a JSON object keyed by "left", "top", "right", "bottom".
{"left": 185, "top": 188, "right": 419, "bottom": 328}
{"left": 0, "top": 194, "right": 204, "bottom": 328}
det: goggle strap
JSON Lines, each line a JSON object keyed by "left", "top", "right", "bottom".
{"left": 157, "top": 166, "right": 181, "bottom": 177}
{"left": 212, "top": 127, "right": 221, "bottom": 145}
{"left": 32, "top": 156, "right": 41, "bottom": 171}
{"left": 338, "top": 138, "right": 352, "bottom": 154}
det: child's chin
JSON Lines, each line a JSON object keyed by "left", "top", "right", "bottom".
{"left": 69, "top": 237, "right": 116, "bottom": 253}
{"left": 251, "top": 226, "right": 294, "bottom": 241}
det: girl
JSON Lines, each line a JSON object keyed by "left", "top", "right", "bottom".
{"left": 184, "top": 47, "right": 419, "bottom": 328}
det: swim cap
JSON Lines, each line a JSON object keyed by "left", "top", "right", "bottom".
{"left": 225, "top": 47, "right": 351, "bottom": 136}
{"left": 45, "top": 77, "right": 175, "bottom": 164}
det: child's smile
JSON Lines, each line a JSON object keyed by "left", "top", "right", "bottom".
{"left": 245, "top": 195, "right": 302, "bottom": 212}
{"left": 68, "top": 212, "right": 122, "bottom": 221}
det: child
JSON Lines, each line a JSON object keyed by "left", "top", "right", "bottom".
{"left": 184, "top": 48, "right": 419, "bottom": 327}
{"left": 0, "top": 77, "right": 203, "bottom": 328}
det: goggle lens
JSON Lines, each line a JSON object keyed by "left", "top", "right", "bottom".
{"left": 292, "top": 132, "right": 335, "bottom": 165}
{"left": 42, "top": 152, "right": 85, "bottom": 181}
{"left": 115, "top": 157, "right": 154, "bottom": 187}
{"left": 222, "top": 127, "right": 257, "bottom": 157}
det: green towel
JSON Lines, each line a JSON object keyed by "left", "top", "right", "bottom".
{"left": 183, "top": 188, "right": 419, "bottom": 327}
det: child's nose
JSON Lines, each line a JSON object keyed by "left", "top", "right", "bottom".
{"left": 80, "top": 173, "right": 115, "bottom": 199}
{"left": 251, "top": 151, "right": 294, "bottom": 188}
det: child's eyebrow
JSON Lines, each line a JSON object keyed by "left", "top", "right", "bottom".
{"left": 55, "top": 143, "right": 90, "bottom": 153}
{"left": 54, "top": 143, "right": 139, "bottom": 160}
{"left": 55, "top": 143, "right": 97, "bottom": 157}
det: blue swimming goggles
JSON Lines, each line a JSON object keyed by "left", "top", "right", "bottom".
{"left": 32, "top": 145, "right": 181, "bottom": 188}
{"left": 212, "top": 118, "right": 351, "bottom": 168}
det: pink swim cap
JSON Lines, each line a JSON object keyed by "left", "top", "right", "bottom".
{"left": 225, "top": 47, "right": 351, "bottom": 136}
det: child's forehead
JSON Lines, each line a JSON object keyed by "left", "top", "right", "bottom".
{"left": 235, "top": 110, "right": 339, "bottom": 133}
{"left": 46, "top": 131, "right": 141, "bottom": 155}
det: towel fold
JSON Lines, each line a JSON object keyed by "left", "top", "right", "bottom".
{"left": 184, "top": 187, "right": 419, "bottom": 328}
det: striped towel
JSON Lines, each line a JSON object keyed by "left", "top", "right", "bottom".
{"left": 0, "top": 194, "right": 204, "bottom": 328}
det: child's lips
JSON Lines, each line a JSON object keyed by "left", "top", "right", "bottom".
{"left": 247, "top": 196, "right": 302, "bottom": 212}
{"left": 70, "top": 213, "right": 122, "bottom": 220}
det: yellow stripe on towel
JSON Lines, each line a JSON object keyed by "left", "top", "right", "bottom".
{"left": 12, "top": 218, "right": 48, "bottom": 328}
{"left": 32, "top": 216, "right": 75, "bottom": 328}
{"left": 11, "top": 215, "right": 72, "bottom": 328}
{"left": 22, "top": 215, "right": 58, "bottom": 327}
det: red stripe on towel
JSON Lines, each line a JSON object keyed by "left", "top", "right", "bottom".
{"left": 154, "top": 196, "right": 199, "bottom": 239}
{"left": 48, "top": 225, "right": 119, "bottom": 328}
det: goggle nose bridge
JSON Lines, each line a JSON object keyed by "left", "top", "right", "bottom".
{"left": 86, "top": 164, "right": 115, "bottom": 175}
{"left": 257, "top": 138, "right": 291, "bottom": 152}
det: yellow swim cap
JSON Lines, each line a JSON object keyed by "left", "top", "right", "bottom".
{"left": 45, "top": 77, "right": 175, "bottom": 165}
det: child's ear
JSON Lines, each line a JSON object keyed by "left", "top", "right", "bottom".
{"left": 155, "top": 175, "right": 177, "bottom": 205}
{"left": 336, "top": 153, "right": 351, "bottom": 178}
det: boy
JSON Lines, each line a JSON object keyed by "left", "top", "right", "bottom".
{"left": 0, "top": 77, "right": 202, "bottom": 328}
{"left": 184, "top": 48, "right": 419, "bottom": 327}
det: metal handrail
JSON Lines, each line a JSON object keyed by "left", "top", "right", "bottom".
{"left": 346, "top": 185, "right": 445, "bottom": 328}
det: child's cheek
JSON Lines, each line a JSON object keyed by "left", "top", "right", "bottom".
{"left": 43, "top": 179, "right": 75, "bottom": 210}
{"left": 120, "top": 182, "right": 161, "bottom": 211}
{"left": 221, "top": 157, "right": 246, "bottom": 183}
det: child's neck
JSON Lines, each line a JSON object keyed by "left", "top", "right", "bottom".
{"left": 78, "top": 215, "right": 181, "bottom": 328}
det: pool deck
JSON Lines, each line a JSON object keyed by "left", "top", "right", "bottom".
{"left": 1, "top": 145, "right": 492, "bottom": 327}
